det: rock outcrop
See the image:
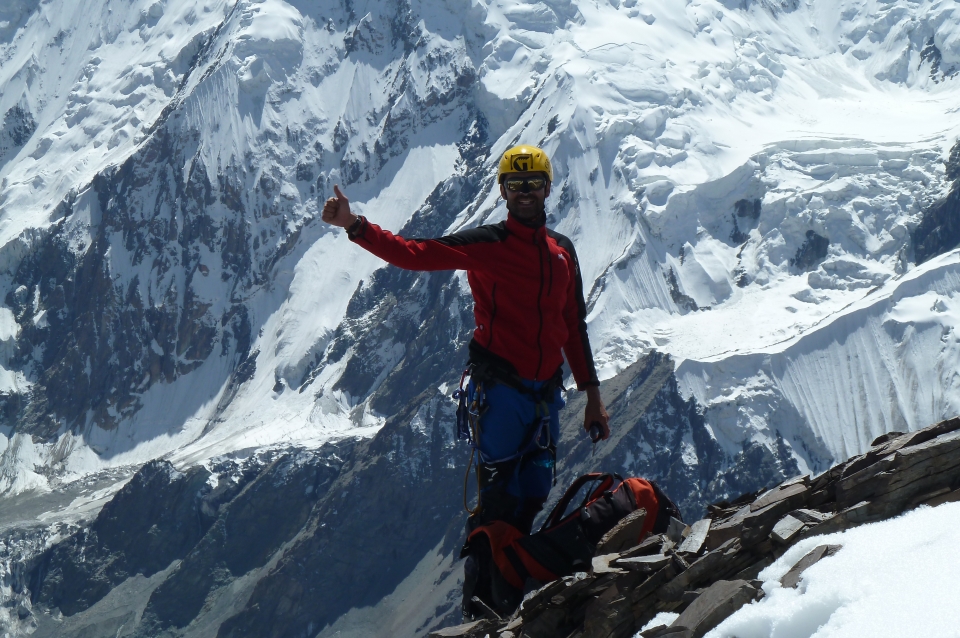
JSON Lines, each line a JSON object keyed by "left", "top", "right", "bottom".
{"left": 433, "top": 416, "right": 960, "bottom": 638}
{"left": 913, "top": 140, "right": 960, "bottom": 264}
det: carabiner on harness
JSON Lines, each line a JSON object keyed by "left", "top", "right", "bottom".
{"left": 454, "top": 366, "right": 486, "bottom": 515}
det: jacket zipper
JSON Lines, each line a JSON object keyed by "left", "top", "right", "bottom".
{"left": 547, "top": 242, "right": 554, "bottom": 296}
{"left": 535, "top": 233, "right": 545, "bottom": 380}
{"left": 487, "top": 283, "right": 498, "bottom": 349}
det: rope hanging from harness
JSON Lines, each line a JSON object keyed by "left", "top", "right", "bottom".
{"left": 454, "top": 368, "right": 485, "bottom": 515}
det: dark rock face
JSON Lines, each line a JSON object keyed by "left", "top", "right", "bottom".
{"left": 4, "top": 122, "right": 265, "bottom": 437}
{"left": 734, "top": 199, "right": 761, "bottom": 220}
{"left": 730, "top": 198, "right": 761, "bottom": 244}
{"left": 29, "top": 460, "right": 216, "bottom": 616}
{"left": 18, "top": 444, "right": 353, "bottom": 634}
{"left": 135, "top": 449, "right": 351, "bottom": 635}
{"left": 913, "top": 140, "right": 960, "bottom": 264}
{"left": 216, "top": 391, "right": 466, "bottom": 638}
{"left": 920, "top": 37, "right": 959, "bottom": 82}
{"left": 0, "top": 105, "right": 37, "bottom": 167}
{"left": 666, "top": 268, "right": 699, "bottom": 313}
{"left": 790, "top": 230, "right": 829, "bottom": 269}
{"left": 709, "top": 436, "right": 800, "bottom": 510}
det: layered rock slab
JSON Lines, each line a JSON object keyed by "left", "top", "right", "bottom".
{"left": 433, "top": 417, "right": 960, "bottom": 638}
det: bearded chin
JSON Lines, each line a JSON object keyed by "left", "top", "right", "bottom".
{"left": 506, "top": 200, "right": 547, "bottom": 228}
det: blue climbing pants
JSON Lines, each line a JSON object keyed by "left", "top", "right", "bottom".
{"left": 468, "top": 376, "right": 564, "bottom": 513}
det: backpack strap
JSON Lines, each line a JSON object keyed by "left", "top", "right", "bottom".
{"left": 541, "top": 472, "right": 611, "bottom": 531}
{"left": 649, "top": 480, "right": 684, "bottom": 533}
{"left": 467, "top": 520, "right": 559, "bottom": 590}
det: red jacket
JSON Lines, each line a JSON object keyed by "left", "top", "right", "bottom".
{"left": 349, "top": 214, "right": 599, "bottom": 389}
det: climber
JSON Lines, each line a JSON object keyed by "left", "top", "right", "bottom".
{"left": 321, "top": 145, "right": 609, "bottom": 612}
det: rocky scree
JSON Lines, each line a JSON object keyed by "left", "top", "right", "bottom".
{"left": 431, "top": 417, "right": 960, "bottom": 638}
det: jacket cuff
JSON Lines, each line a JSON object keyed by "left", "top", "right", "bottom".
{"left": 346, "top": 215, "right": 367, "bottom": 240}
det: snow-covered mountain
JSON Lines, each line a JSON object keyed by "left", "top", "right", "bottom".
{"left": 1, "top": 0, "right": 959, "bottom": 635}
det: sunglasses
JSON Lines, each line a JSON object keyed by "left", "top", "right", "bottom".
{"left": 503, "top": 176, "right": 547, "bottom": 193}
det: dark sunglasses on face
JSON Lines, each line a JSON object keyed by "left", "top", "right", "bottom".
{"left": 503, "top": 176, "right": 547, "bottom": 193}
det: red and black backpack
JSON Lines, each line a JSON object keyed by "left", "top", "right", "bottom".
{"left": 464, "top": 473, "right": 682, "bottom": 616}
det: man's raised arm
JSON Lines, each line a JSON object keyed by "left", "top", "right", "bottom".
{"left": 321, "top": 184, "right": 483, "bottom": 272}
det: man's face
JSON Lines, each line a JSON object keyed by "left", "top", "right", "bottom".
{"left": 500, "top": 171, "right": 552, "bottom": 223}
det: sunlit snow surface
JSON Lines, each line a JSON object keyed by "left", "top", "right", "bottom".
{"left": 631, "top": 502, "right": 960, "bottom": 638}
{"left": 706, "top": 501, "right": 960, "bottom": 638}
{"left": 0, "top": 0, "right": 959, "bottom": 493}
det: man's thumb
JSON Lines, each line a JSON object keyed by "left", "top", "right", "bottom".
{"left": 333, "top": 184, "right": 347, "bottom": 201}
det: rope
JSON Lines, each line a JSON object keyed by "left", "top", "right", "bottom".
{"left": 462, "top": 378, "right": 485, "bottom": 515}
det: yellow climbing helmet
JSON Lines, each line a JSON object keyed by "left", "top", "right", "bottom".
{"left": 497, "top": 145, "right": 553, "bottom": 183}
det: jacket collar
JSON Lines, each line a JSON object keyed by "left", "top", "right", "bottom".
{"left": 505, "top": 213, "right": 547, "bottom": 243}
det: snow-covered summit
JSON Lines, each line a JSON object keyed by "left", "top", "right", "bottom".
{"left": 0, "top": 0, "right": 958, "bottom": 501}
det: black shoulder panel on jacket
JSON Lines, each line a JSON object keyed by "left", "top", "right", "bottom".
{"left": 546, "top": 229, "right": 577, "bottom": 263}
{"left": 429, "top": 222, "right": 509, "bottom": 247}
{"left": 546, "top": 228, "right": 600, "bottom": 386}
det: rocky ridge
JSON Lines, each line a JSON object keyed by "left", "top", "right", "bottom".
{"left": 432, "top": 416, "right": 960, "bottom": 638}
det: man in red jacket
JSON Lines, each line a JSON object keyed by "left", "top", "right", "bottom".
{"left": 322, "top": 145, "right": 609, "bottom": 611}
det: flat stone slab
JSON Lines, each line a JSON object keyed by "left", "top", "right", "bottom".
{"left": 617, "top": 553, "right": 671, "bottom": 572}
{"left": 592, "top": 553, "right": 627, "bottom": 575}
{"left": 596, "top": 508, "right": 647, "bottom": 555}
{"left": 666, "top": 516, "right": 687, "bottom": 543}
{"left": 791, "top": 508, "right": 834, "bottom": 524}
{"left": 670, "top": 579, "right": 763, "bottom": 638}
{"left": 780, "top": 544, "right": 842, "bottom": 589}
{"left": 923, "top": 487, "right": 960, "bottom": 507}
{"left": 750, "top": 482, "right": 808, "bottom": 512}
{"left": 428, "top": 619, "right": 497, "bottom": 637}
{"left": 771, "top": 514, "right": 806, "bottom": 544}
{"left": 678, "top": 519, "right": 711, "bottom": 555}
{"left": 642, "top": 625, "right": 695, "bottom": 637}
{"left": 620, "top": 534, "right": 672, "bottom": 558}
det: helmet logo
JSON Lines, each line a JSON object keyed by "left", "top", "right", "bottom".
{"left": 511, "top": 154, "right": 533, "bottom": 172}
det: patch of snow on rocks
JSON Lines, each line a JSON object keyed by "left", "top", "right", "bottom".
{"left": 706, "top": 501, "right": 960, "bottom": 638}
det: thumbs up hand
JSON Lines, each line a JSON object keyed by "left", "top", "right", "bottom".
{"left": 322, "top": 184, "right": 357, "bottom": 229}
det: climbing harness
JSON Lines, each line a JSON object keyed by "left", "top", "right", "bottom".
{"left": 454, "top": 364, "right": 562, "bottom": 515}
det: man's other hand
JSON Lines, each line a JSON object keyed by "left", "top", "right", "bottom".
{"left": 583, "top": 385, "right": 610, "bottom": 441}
{"left": 322, "top": 184, "right": 357, "bottom": 228}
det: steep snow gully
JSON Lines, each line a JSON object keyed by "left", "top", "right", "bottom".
{"left": 0, "top": 0, "right": 959, "bottom": 635}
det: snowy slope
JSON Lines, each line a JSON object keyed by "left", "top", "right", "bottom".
{"left": 636, "top": 501, "right": 960, "bottom": 638}
{"left": 0, "top": 0, "right": 957, "bottom": 537}
{"left": 708, "top": 500, "right": 960, "bottom": 638}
